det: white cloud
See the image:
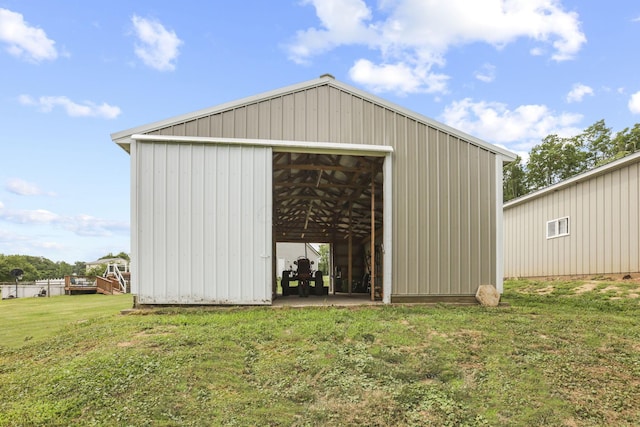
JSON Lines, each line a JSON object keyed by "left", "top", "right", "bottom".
{"left": 132, "top": 15, "right": 183, "bottom": 71}
{"left": 0, "top": 228, "right": 65, "bottom": 254}
{"left": 288, "top": 0, "right": 586, "bottom": 94}
{"left": 566, "top": 83, "right": 594, "bottom": 103}
{"left": 530, "top": 47, "right": 545, "bottom": 56}
{"left": 474, "top": 63, "right": 496, "bottom": 83}
{"left": 19, "top": 95, "right": 121, "bottom": 119}
{"left": 629, "top": 91, "right": 640, "bottom": 114}
{"left": 440, "top": 98, "right": 583, "bottom": 153}
{"left": 0, "top": 204, "right": 129, "bottom": 237}
{"left": 0, "top": 8, "right": 57, "bottom": 62}
{"left": 349, "top": 59, "right": 448, "bottom": 94}
{"left": 5, "top": 178, "right": 56, "bottom": 196}
{"left": 286, "top": 0, "right": 376, "bottom": 64}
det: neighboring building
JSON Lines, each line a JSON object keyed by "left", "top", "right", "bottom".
{"left": 85, "top": 257, "right": 129, "bottom": 271}
{"left": 504, "top": 151, "right": 640, "bottom": 278}
{"left": 276, "top": 243, "right": 321, "bottom": 277}
{"left": 111, "top": 75, "right": 516, "bottom": 306}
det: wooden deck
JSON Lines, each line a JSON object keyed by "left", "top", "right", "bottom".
{"left": 64, "top": 275, "right": 124, "bottom": 295}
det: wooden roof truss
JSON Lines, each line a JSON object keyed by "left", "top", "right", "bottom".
{"left": 273, "top": 152, "right": 384, "bottom": 243}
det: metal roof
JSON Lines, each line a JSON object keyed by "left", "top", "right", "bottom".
{"left": 504, "top": 150, "right": 640, "bottom": 209}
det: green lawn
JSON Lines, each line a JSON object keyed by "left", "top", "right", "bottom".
{"left": 0, "top": 279, "right": 639, "bottom": 426}
{"left": 0, "top": 294, "right": 133, "bottom": 348}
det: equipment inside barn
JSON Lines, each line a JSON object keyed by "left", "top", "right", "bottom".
{"left": 281, "top": 256, "right": 326, "bottom": 297}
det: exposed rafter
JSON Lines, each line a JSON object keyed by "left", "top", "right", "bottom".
{"left": 273, "top": 152, "right": 384, "bottom": 242}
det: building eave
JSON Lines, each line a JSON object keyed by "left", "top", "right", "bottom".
{"left": 504, "top": 151, "right": 640, "bottom": 210}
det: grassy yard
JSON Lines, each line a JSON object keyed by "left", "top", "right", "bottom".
{"left": 0, "top": 279, "right": 639, "bottom": 426}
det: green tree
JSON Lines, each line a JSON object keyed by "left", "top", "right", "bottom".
{"left": 503, "top": 156, "right": 527, "bottom": 202}
{"left": 56, "top": 261, "right": 74, "bottom": 278}
{"left": 526, "top": 135, "right": 564, "bottom": 190}
{"left": 98, "top": 252, "right": 130, "bottom": 261}
{"left": 72, "top": 261, "right": 86, "bottom": 276}
{"left": 613, "top": 123, "right": 640, "bottom": 155}
{"left": 318, "top": 244, "right": 329, "bottom": 274}
{"left": 86, "top": 264, "right": 107, "bottom": 278}
{"left": 526, "top": 134, "right": 589, "bottom": 191}
{"left": 576, "top": 119, "right": 615, "bottom": 167}
{"left": 0, "top": 255, "right": 39, "bottom": 281}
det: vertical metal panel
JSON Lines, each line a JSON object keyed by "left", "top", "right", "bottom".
{"left": 449, "top": 137, "right": 461, "bottom": 294}
{"left": 373, "top": 104, "right": 385, "bottom": 146}
{"left": 173, "top": 123, "right": 185, "bottom": 136}
{"left": 468, "top": 144, "right": 480, "bottom": 284}
{"left": 340, "top": 91, "right": 352, "bottom": 143}
{"left": 210, "top": 114, "right": 222, "bottom": 136}
{"left": 134, "top": 141, "right": 272, "bottom": 304}
{"left": 294, "top": 91, "right": 306, "bottom": 141}
{"left": 246, "top": 103, "right": 259, "bottom": 139}
{"left": 185, "top": 120, "right": 197, "bottom": 136}
{"left": 572, "top": 185, "right": 580, "bottom": 275}
{"left": 197, "top": 117, "right": 210, "bottom": 137}
{"left": 396, "top": 117, "right": 410, "bottom": 292}
{"left": 629, "top": 162, "right": 640, "bottom": 272}
{"left": 258, "top": 101, "right": 270, "bottom": 139}
{"left": 619, "top": 167, "right": 629, "bottom": 272}
{"left": 494, "top": 155, "right": 504, "bottom": 292}
{"left": 329, "top": 87, "right": 340, "bottom": 142}
{"left": 317, "top": 86, "right": 329, "bottom": 142}
{"left": 221, "top": 111, "right": 234, "bottom": 138}
{"left": 362, "top": 100, "right": 374, "bottom": 145}
{"left": 416, "top": 123, "right": 428, "bottom": 295}
{"left": 458, "top": 141, "right": 471, "bottom": 292}
{"left": 282, "top": 94, "right": 295, "bottom": 140}
{"left": 305, "top": 88, "right": 318, "bottom": 141}
{"left": 352, "top": 95, "right": 363, "bottom": 144}
{"left": 611, "top": 171, "right": 622, "bottom": 273}
{"left": 504, "top": 157, "right": 640, "bottom": 277}
{"left": 438, "top": 130, "right": 450, "bottom": 293}
{"left": 130, "top": 141, "right": 140, "bottom": 295}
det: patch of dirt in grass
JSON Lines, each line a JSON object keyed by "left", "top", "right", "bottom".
{"left": 117, "top": 341, "right": 134, "bottom": 347}
{"left": 573, "top": 282, "right": 598, "bottom": 294}
{"left": 535, "top": 285, "right": 555, "bottom": 295}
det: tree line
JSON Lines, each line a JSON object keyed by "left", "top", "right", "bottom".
{"left": 0, "top": 252, "right": 129, "bottom": 282}
{"left": 503, "top": 120, "right": 640, "bottom": 202}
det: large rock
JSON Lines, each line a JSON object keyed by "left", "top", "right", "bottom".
{"left": 475, "top": 285, "right": 500, "bottom": 307}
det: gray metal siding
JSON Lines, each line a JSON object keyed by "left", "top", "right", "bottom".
{"left": 134, "top": 141, "right": 272, "bottom": 304}
{"left": 146, "top": 83, "right": 498, "bottom": 296}
{"left": 504, "top": 159, "right": 640, "bottom": 277}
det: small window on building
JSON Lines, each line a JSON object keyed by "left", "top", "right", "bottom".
{"left": 546, "top": 217, "right": 569, "bottom": 239}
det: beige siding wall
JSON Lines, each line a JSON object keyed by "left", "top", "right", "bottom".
{"left": 147, "top": 84, "right": 498, "bottom": 296}
{"left": 504, "top": 159, "right": 640, "bottom": 277}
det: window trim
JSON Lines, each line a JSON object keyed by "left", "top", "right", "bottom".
{"left": 546, "top": 216, "right": 570, "bottom": 239}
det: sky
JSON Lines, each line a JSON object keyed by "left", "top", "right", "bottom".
{"left": 1, "top": 0, "right": 639, "bottom": 263}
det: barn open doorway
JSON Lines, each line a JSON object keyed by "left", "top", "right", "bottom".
{"left": 272, "top": 150, "right": 387, "bottom": 303}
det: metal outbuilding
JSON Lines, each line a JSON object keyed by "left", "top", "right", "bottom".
{"left": 112, "top": 75, "right": 516, "bottom": 306}
{"left": 504, "top": 151, "right": 640, "bottom": 278}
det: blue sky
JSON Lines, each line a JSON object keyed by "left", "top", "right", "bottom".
{"left": 1, "top": 0, "right": 639, "bottom": 263}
